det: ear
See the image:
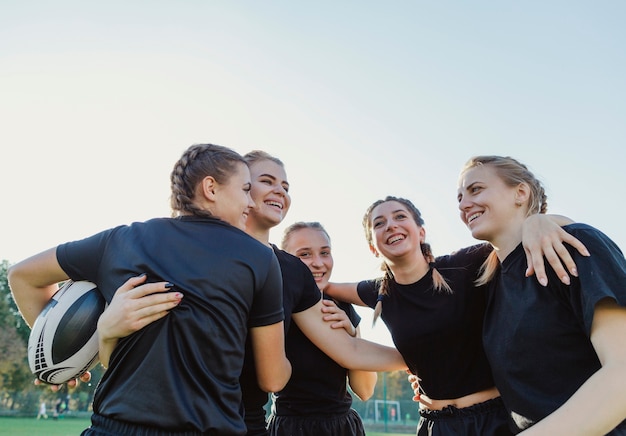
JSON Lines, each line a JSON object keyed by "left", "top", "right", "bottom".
{"left": 418, "top": 226, "right": 426, "bottom": 244}
{"left": 514, "top": 182, "right": 531, "bottom": 206}
{"left": 201, "top": 176, "right": 218, "bottom": 201}
{"left": 369, "top": 243, "right": 379, "bottom": 258}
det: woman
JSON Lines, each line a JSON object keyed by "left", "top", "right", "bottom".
{"left": 9, "top": 143, "right": 291, "bottom": 435}
{"left": 266, "top": 222, "right": 376, "bottom": 436}
{"left": 325, "top": 195, "right": 587, "bottom": 436}
{"left": 457, "top": 156, "right": 626, "bottom": 435}
{"left": 97, "top": 150, "right": 408, "bottom": 436}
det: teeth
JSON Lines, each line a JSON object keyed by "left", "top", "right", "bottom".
{"left": 468, "top": 213, "right": 482, "bottom": 223}
{"left": 265, "top": 201, "right": 283, "bottom": 209}
{"left": 312, "top": 273, "right": 324, "bottom": 278}
{"left": 388, "top": 235, "right": 405, "bottom": 244}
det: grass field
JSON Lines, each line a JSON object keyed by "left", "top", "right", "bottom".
{"left": 0, "top": 416, "right": 413, "bottom": 435}
{"left": 0, "top": 416, "right": 92, "bottom": 435}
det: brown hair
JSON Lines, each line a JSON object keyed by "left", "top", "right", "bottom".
{"left": 362, "top": 196, "right": 452, "bottom": 325}
{"left": 281, "top": 221, "right": 331, "bottom": 251}
{"left": 460, "top": 155, "right": 548, "bottom": 285}
{"left": 169, "top": 143, "right": 247, "bottom": 218}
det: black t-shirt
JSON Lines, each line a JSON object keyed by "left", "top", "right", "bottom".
{"left": 483, "top": 224, "right": 626, "bottom": 434}
{"left": 56, "top": 216, "right": 284, "bottom": 435}
{"left": 357, "top": 243, "right": 495, "bottom": 400}
{"left": 271, "top": 294, "right": 361, "bottom": 417}
{"left": 241, "top": 246, "right": 321, "bottom": 435}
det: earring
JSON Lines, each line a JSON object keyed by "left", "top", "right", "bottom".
{"left": 515, "top": 201, "right": 522, "bottom": 207}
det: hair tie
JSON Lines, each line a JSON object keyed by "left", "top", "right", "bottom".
{"left": 376, "top": 294, "right": 385, "bottom": 303}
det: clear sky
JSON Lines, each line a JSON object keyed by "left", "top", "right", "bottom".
{"left": 2, "top": 1, "right": 625, "bottom": 345}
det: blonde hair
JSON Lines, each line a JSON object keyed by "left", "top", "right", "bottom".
{"left": 362, "top": 196, "right": 452, "bottom": 325}
{"left": 243, "top": 150, "right": 284, "bottom": 167}
{"left": 281, "top": 221, "right": 330, "bottom": 251}
{"left": 460, "top": 156, "right": 548, "bottom": 286}
{"left": 169, "top": 143, "right": 246, "bottom": 218}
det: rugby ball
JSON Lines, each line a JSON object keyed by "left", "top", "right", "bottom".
{"left": 28, "top": 280, "right": 106, "bottom": 385}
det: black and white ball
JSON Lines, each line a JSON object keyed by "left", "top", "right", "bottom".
{"left": 28, "top": 280, "right": 106, "bottom": 385}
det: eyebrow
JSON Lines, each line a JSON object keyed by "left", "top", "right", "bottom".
{"left": 258, "top": 173, "right": 290, "bottom": 188}
{"left": 373, "top": 209, "right": 406, "bottom": 221}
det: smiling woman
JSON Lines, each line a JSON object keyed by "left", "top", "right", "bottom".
{"left": 457, "top": 155, "right": 626, "bottom": 435}
{"left": 323, "top": 194, "right": 589, "bottom": 436}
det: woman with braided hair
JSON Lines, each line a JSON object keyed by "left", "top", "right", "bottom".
{"left": 8, "top": 143, "right": 292, "bottom": 435}
{"left": 325, "top": 195, "right": 589, "bottom": 436}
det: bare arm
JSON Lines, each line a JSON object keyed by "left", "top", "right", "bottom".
{"left": 292, "top": 300, "right": 406, "bottom": 371}
{"left": 97, "top": 275, "right": 183, "bottom": 368}
{"left": 324, "top": 282, "right": 366, "bottom": 306}
{"left": 347, "top": 325, "right": 378, "bottom": 401}
{"left": 249, "top": 321, "right": 292, "bottom": 393}
{"left": 319, "top": 299, "right": 377, "bottom": 400}
{"left": 520, "top": 299, "right": 626, "bottom": 435}
{"left": 8, "top": 248, "right": 68, "bottom": 327}
{"left": 522, "top": 214, "right": 590, "bottom": 286}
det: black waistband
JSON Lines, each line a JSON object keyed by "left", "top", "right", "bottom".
{"left": 419, "top": 397, "right": 505, "bottom": 420}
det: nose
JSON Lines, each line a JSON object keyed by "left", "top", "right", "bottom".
{"left": 310, "top": 255, "right": 322, "bottom": 267}
{"left": 273, "top": 184, "right": 287, "bottom": 196}
{"left": 247, "top": 193, "right": 256, "bottom": 209}
{"left": 457, "top": 196, "right": 472, "bottom": 222}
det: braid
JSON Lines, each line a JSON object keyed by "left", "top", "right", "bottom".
{"left": 421, "top": 242, "right": 452, "bottom": 294}
{"left": 372, "top": 263, "right": 393, "bottom": 326}
{"left": 169, "top": 143, "right": 246, "bottom": 218}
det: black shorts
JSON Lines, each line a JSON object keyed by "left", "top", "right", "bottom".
{"left": 267, "top": 409, "right": 365, "bottom": 436}
{"left": 80, "top": 413, "right": 218, "bottom": 436}
{"left": 417, "top": 397, "right": 512, "bottom": 436}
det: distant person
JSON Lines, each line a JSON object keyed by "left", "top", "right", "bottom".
{"left": 457, "top": 155, "right": 626, "bottom": 434}
{"left": 37, "top": 401, "right": 47, "bottom": 420}
{"left": 9, "top": 143, "right": 292, "bottom": 435}
{"left": 326, "top": 195, "right": 587, "bottom": 435}
{"left": 266, "top": 221, "right": 377, "bottom": 436}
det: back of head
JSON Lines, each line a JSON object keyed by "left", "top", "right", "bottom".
{"left": 170, "top": 143, "right": 246, "bottom": 218}
{"left": 460, "top": 155, "right": 548, "bottom": 215}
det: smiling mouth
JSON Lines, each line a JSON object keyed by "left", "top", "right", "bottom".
{"left": 467, "top": 212, "right": 482, "bottom": 224}
{"left": 312, "top": 272, "right": 325, "bottom": 279}
{"left": 265, "top": 201, "right": 283, "bottom": 209}
{"left": 387, "top": 235, "right": 405, "bottom": 244}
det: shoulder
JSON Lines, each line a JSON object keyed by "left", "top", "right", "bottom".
{"left": 273, "top": 246, "right": 312, "bottom": 274}
{"left": 564, "top": 223, "right": 624, "bottom": 258}
{"left": 435, "top": 243, "right": 493, "bottom": 267}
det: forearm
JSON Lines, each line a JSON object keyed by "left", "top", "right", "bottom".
{"left": 98, "top": 337, "right": 118, "bottom": 369}
{"left": 521, "top": 364, "right": 626, "bottom": 435}
{"left": 347, "top": 369, "right": 377, "bottom": 401}
{"left": 8, "top": 248, "right": 68, "bottom": 327}
{"left": 293, "top": 302, "right": 407, "bottom": 371}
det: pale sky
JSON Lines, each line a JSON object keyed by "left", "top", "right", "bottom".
{"left": 2, "top": 1, "right": 625, "bottom": 345}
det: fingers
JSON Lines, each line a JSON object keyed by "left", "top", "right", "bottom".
{"left": 115, "top": 274, "right": 149, "bottom": 294}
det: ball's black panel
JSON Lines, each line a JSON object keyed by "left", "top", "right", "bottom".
{"left": 52, "top": 289, "right": 106, "bottom": 363}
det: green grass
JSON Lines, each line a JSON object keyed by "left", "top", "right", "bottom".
{"left": 0, "top": 416, "right": 414, "bottom": 435}
{"left": 0, "top": 416, "right": 92, "bottom": 435}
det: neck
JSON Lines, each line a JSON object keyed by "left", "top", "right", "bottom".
{"left": 246, "top": 222, "right": 271, "bottom": 247}
{"left": 387, "top": 254, "right": 430, "bottom": 285}
{"left": 491, "top": 228, "right": 523, "bottom": 262}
